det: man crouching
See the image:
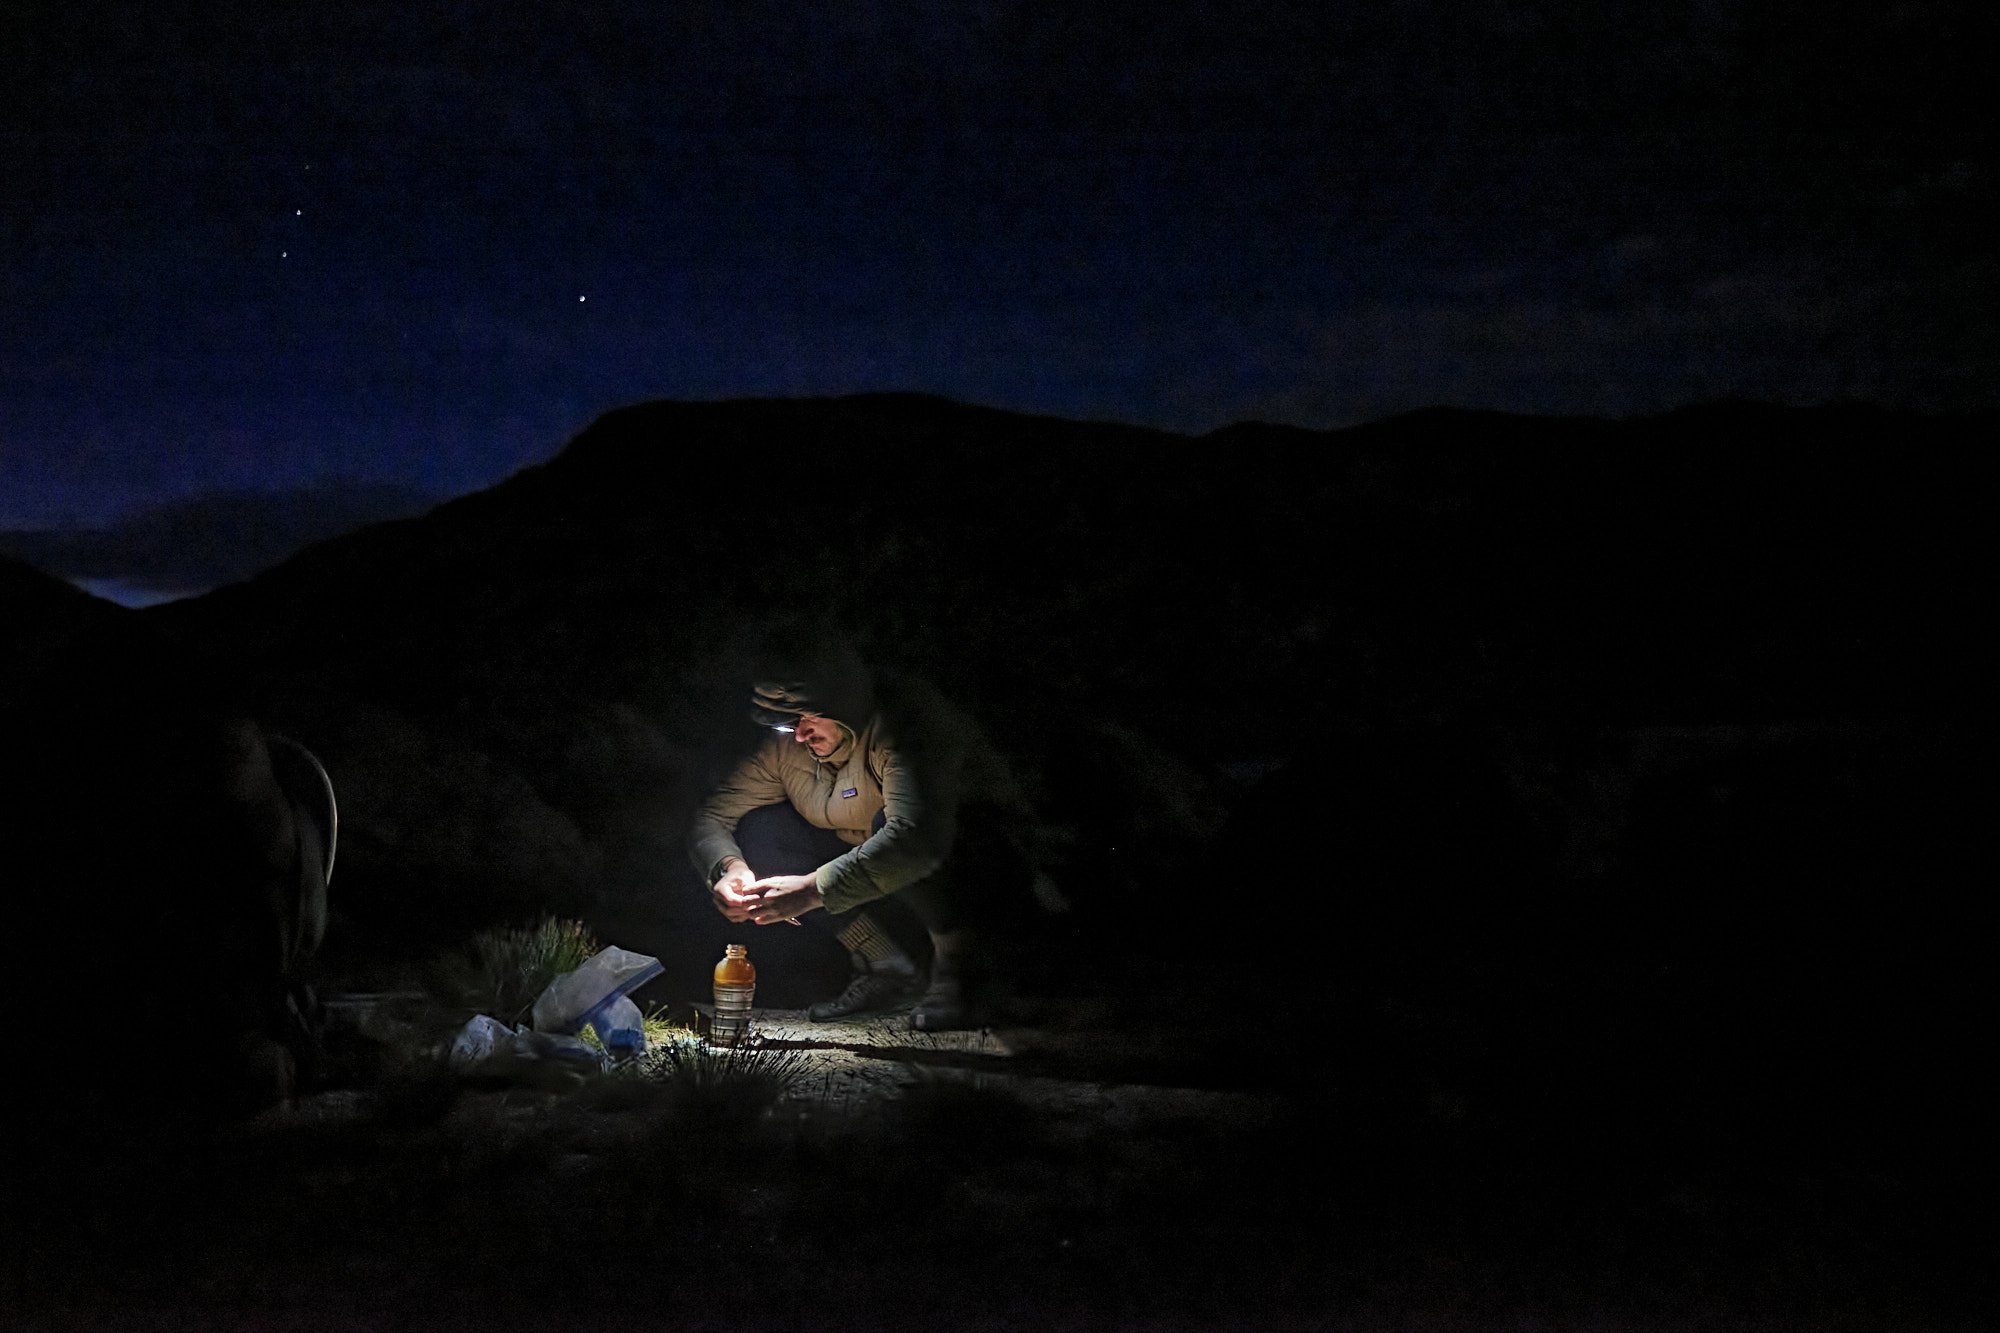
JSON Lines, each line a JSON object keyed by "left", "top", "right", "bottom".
{"left": 687, "top": 630, "right": 1029, "bottom": 1031}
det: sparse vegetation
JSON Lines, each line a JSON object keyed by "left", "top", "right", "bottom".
{"left": 634, "top": 1029, "right": 818, "bottom": 1123}
{"left": 430, "top": 915, "right": 599, "bottom": 1024}
{"left": 570, "top": 1017, "right": 821, "bottom": 1117}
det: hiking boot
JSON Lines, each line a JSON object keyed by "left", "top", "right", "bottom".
{"left": 808, "top": 968, "right": 915, "bottom": 1021}
{"left": 908, "top": 929, "right": 995, "bottom": 1032}
{"left": 908, "top": 975, "right": 971, "bottom": 1031}
{"left": 909, "top": 971, "right": 1004, "bottom": 1032}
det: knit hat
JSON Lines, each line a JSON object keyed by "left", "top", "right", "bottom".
{"left": 749, "top": 681, "right": 812, "bottom": 731}
{"left": 747, "top": 625, "right": 876, "bottom": 732}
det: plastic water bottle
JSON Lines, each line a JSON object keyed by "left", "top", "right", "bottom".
{"left": 711, "top": 944, "right": 756, "bottom": 1047}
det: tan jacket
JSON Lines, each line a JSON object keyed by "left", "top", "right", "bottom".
{"left": 688, "top": 673, "right": 1017, "bottom": 914}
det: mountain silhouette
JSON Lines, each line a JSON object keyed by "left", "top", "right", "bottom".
{"left": 3, "top": 401, "right": 1984, "bottom": 1320}
{"left": 57, "top": 393, "right": 1967, "bottom": 986}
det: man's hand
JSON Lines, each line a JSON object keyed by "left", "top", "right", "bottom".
{"left": 746, "top": 873, "right": 825, "bottom": 925}
{"left": 710, "top": 857, "right": 762, "bottom": 923}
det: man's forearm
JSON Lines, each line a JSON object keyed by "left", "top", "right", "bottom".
{"left": 816, "top": 815, "right": 950, "bottom": 914}
{"left": 688, "top": 812, "right": 747, "bottom": 884}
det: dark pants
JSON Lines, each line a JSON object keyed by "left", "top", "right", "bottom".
{"left": 733, "top": 802, "right": 969, "bottom": 942}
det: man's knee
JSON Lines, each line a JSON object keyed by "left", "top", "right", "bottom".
{"left": 736, "top": 802, "right": 849, "bottom": 876}
{"left": 735, "top": 802, "right": 800, "bottom": 845}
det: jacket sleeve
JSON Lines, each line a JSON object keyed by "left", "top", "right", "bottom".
{"left": 687, "top": 741, "right": 790, "bottom": 883}
{"left": 815, "top": 732, "right": 965, "bottom": 914}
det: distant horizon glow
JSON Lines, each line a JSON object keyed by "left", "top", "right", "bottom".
{"left": 69, "top": 577, "right": 204, "bottom": 610}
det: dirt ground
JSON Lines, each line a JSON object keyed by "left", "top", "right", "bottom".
{"left": 3, "top": 951, "right": 1986, "bottom": 1332}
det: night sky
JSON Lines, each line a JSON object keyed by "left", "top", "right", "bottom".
{"left": 5, "top": 1, "right": 1992, "bottom": 527}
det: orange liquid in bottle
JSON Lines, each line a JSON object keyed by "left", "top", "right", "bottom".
{"left": 711, "top": 944, "right": 756, "bottom": 1047}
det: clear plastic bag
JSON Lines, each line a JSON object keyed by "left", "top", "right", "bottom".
{"left": 585, "top": 994, "right": 646, "bottom": 1059}
{"left": 447, "top": 1014, "right": 603, "bottom": 1076}
{"left": 448, "top": 1013, "right": 509, "bottom": 1070}
{"left": 530, "top": 946, "right": 663, "bottom": 1036}
{"left": 447, "top": 945, "right": 661, "bottom": 1078}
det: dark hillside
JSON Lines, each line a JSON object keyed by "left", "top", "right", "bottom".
{"left": 133, "top": 395, "right": 1983, "bottom": 989}
{"left": 2, "top": 551, "right": 130, "bottom": 656}
{"left": 5, "top": 399, "right": 1987, "bottom": 1327}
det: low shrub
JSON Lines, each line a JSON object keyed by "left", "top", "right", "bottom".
{"left": 432, "top": 915, "right": 599, "bottom": 1023}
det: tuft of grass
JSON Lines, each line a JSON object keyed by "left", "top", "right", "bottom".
{"left": 641, "top": 1008, "right": 681, "bottom": 1046}
{"left": 577, "top": 1005, "right": 685, "bottom": 1053}
{"left": 635, "top": 1031, "right": 818, "bottom": 1128}
{"left": 432, "top": 916, "right": 600, "bottom": 1024}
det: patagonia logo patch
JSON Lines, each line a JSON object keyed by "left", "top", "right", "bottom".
{"left": 841, "top": 787, "right": 858, "bottom": 799}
